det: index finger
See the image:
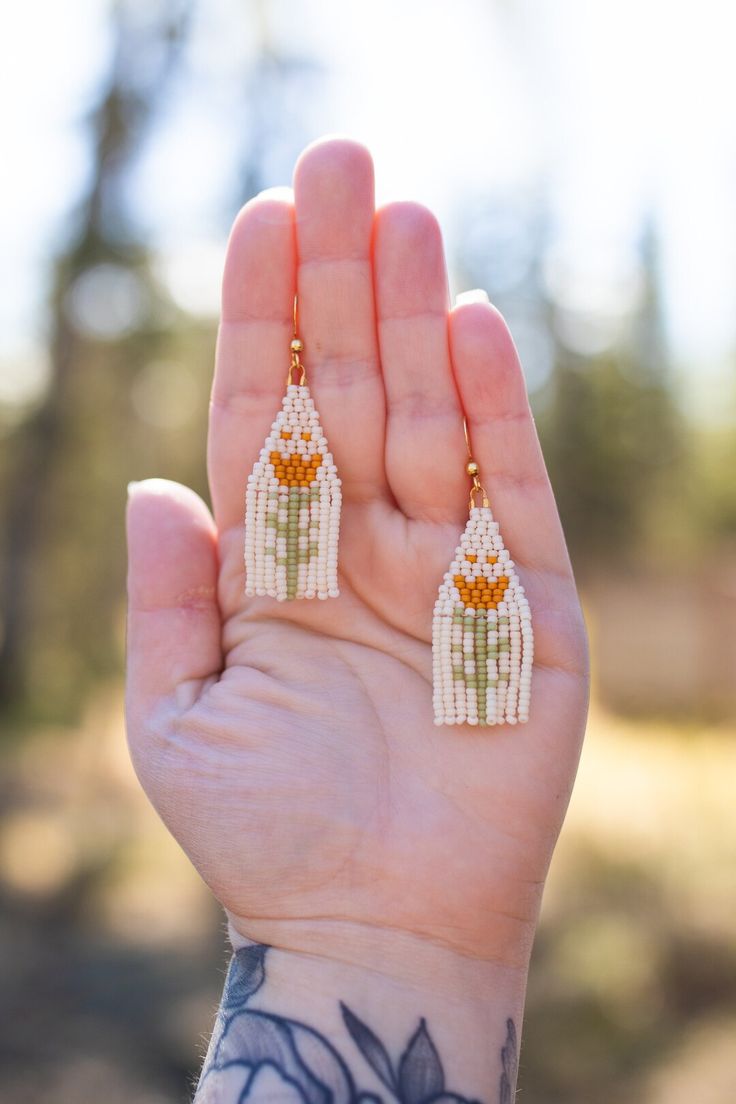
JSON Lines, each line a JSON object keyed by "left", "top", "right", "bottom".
{"left": 208, "top": 190, "right": 297, "bottom": 534}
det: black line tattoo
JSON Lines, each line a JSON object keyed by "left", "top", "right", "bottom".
{"left": 498, "top": 1019, "right": 518, "bottom": 1104}
{"left": 194, "top": 944, "right": 516, "bottom": 1104}
{"left": 340, "top": 1002, "right": 477, "bottom": 1104}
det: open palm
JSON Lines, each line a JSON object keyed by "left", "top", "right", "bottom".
{"left": 126, "top": 138, "right": 588, "bottom": 971}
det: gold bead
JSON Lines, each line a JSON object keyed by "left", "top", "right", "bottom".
{"left": 466, "top": 460, "right": 479, "bottom": 477}
{"left": 290, "top": 338, "right": 303, "bottom": 353}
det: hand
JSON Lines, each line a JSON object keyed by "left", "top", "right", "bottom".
{"left": 125, "top": 137, "right": 588, "bottom": 978}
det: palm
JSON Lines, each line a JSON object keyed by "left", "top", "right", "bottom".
{"left": 126, "top": 139, "right": 588, "bottom": 968}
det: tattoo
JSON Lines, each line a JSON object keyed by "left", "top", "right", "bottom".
{"left": 340, "top": 1003, "right": 477, "bottom": 1104}
{"left": 498, "top": 1019, "right": 518, "bottom": 1104}
{"left": 194, "top": 944, "right": 516, "bottom": 1104}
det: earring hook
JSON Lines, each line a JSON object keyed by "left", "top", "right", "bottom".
{"left": 462, "top": 416, "right": 489, "bottom": 509}
{"left": 287, "top": 294, "right": 306, "bottom": 386}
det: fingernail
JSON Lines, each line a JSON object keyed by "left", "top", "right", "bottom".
{"left": 127, "top": 481, "right": 141, "bottom": 496}
{"left": 455, "top": 289, "right": 490, "bottom": 306}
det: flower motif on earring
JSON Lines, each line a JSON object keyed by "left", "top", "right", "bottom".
{"left": 244, "top": 300, "right": 341, "bottom": 600}
{"left": 432, "top": 422, "right": 533, "bottom": 726}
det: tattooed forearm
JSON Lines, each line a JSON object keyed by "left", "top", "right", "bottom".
{"left": 194, "top": 945, "right": 519, "bottom": 1104}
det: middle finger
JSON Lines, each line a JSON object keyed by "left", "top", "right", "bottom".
{"left": 293, "top": 137, "right": 389, "bottom": 506}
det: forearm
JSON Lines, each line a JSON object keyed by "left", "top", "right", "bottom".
{"left": 194, "top": 926, "right": 526, "bottom": 1104}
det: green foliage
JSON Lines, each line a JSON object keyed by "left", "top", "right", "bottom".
{"left": 539, "top": 351, "right": 684, "bottom": 571}
{"left": 691, "top": 427, "right": 736, "bottom": 539}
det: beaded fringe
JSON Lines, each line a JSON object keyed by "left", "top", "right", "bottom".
{"left": 244, "top": 383, "right": 341, "bottom": 600}
{"left": 432, "top": 506, "right": 533, "bottom": 726}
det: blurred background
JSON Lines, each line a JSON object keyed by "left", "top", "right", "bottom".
{"left": 1, "top": 0, "right": 735, "bottom": 1100}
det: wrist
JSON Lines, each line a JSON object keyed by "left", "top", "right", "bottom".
{"left": 226, "top": 913, "right": 532, "bottom": 997}
{"left": 225, "top": 910, "right": 536, "bottom": 986}
{"left": 198, "top": 916, "right": 527, "bottom": 1103}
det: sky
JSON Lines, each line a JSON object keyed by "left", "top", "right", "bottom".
{"left": 2, "top": 0, "right": 735, "bottom": 419}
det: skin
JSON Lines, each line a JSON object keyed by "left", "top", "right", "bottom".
{"left": 125, "top": 137, "right": 589, "bottom": 987}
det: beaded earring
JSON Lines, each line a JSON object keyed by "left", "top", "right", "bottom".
{"left": 432, "top": 420, "right": 533, "bottom": 726}
{"left": 244, "top": 298, "right": 341, "bottom": 600}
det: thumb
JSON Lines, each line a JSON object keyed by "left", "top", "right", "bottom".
{"left": 125, "top": 479, "right": 222, "bottom": 736}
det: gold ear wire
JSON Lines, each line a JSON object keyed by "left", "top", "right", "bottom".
{"left": 462, "top": 417, "right": 489, "bottom": 509}
{"left": 287, "top": 294, "right": 306, "bottom": 386}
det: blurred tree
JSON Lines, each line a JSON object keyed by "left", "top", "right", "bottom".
{"left": 233, "top": 0, "right": 324, "bottom": 204}
{"left": 542, "top": 223, "right": 684, "bottom": 571}
{"left": 541, "top": 352, "right": 681, "bottom": 570}
{"left": 691, "top": 426, "right": 736, "bottom": 541}
{"left": 455, "top": 203, "right": 685, "bottom": 574}
{"left": 0, "top": 0, "right": 192, "bottom": 715}
{"left": 0, "top": 0, "right": 321, "bottom": 722}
